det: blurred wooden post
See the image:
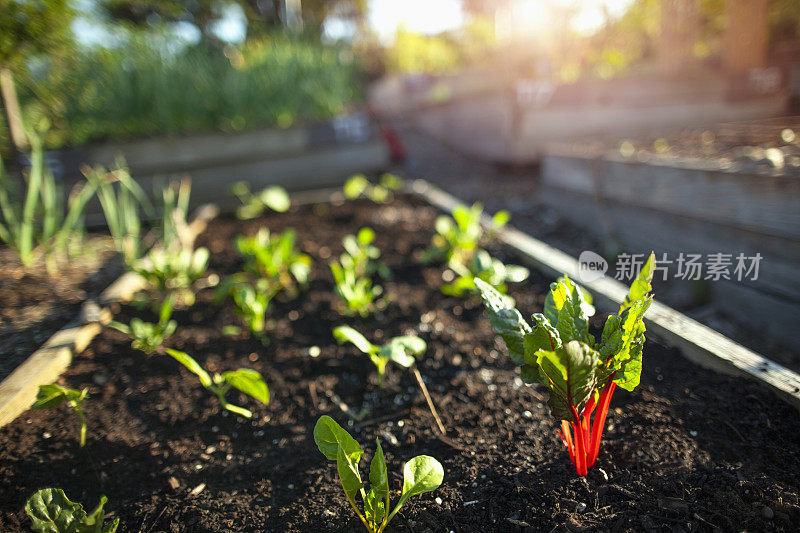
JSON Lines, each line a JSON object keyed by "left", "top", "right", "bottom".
{"left": 658, "top": 0, "right": 700, "bottom": 74}
{"left": 724, "top": 0, "right": 769, "bottom": 73}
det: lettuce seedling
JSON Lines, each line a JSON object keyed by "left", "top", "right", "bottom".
{"left": 344, "top": 174, "right": 403, "bottom": 204}
{"left": 26, "top": 488, "right": 119, "bottom": 532}
{"left": 442, "top": 249, "right": 529, "bottom": 297}
{"left": 474, "top": 252, "right": 655, "bottom": 476}
{"left": 230, "top": 181, "right": 291, "bottom": 220}
{"left": 333, "top": 326, "right": 425, "bottom": 387}
{"left": 165, "top": 349, "right": 269, "bottom": 418}
{"left": 109, "top": 295, "right": 177, "bottom": 354}
{"left": 314, "top": 416, "right": 443, "bottom": 532}
{"left": 32, "top": 384, "right": 89, "bottom": 447}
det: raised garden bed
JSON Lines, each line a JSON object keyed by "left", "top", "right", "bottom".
{"left": 1, "top": 194, "right": 799, "bottom": 531}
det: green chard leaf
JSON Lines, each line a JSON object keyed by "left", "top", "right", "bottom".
{"left": 25, "top": 488, "right": 119, "bottom": 533}
{"left": 369, "top": 439, "right": 389, "bottom": 502}
{"left": 474, "top": 278, "right": 532, "bottom": 365}
{"left": 333, "top": 326, "right": 376, "bottom": 355}
{"left": 381, "top": 336, "right": 426, "bottom": 368}
{"left": 395, "top": 456, "right": 444, "bottom": 510}
{"left": 543, "top": 276, "right": 594, "bottom": 345}
{"left": 619, "top": 252, "right": 655, "bottom": 314}
{"left": 536, "top": 340, "right": 600, "bottom": 421}
{"left": 222, "top": 369, "right": 269, "bottom": 404}
{"left": 313, "top": 415, "right": 363, "bottom": 461}
{"left": 166, "top": 349, "right": 212, "bottom": 388}
{"left": 336, "top": 444, "right": 364, "bottom": 499}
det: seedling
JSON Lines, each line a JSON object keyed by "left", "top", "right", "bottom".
{"left": 133, "top": 246, "right": 210, "bottom": 308}
{"left": 230, "top": 181, "right": 291, "bottom": 220}
{"left": 442, "top": 249, "right": 529, "bottom": 297}
{"left": 231, "top": 283, "right": 273, "bottom": 342}
{"left": 165, "top": 349, "right": 269, "bottom": 418}
{"left": 235, "top": 228, "right": 311, "bottom": 298}
{"left": 421, "top": 203, "right": 509, "bottom": 266}
{"left": 333, "top": 326, "right": 425, "bottom": 387}
{"left": 26, "top": 488, "right": 119, "bottom": 532}
{"left": 344, "top": 173, "right": 403, "bottom": 203}
{"left": 32, "top": 384, "right": 89, "bottom": 447}
{"left": 474, "top": 253, "right": 655, "bottom": 476}
{"left": 109, "top": 296, "right": 177, "bottom": 355}
{"left": 330, "top": 229, "right": 385, "bottom": 317}
{"left": 0, "top": 135, "right": 97, "bottom": 272}
{"left": 313, "top": 416, "right": 443, "bottom": 533}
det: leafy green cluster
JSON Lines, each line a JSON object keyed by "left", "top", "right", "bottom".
{"left": 423, "top": 203, "right": 528, "bottom": 296}
{"left": 109, "top": 296, "right": 177, "bottom": 355}
{"left": 474, "top": 252, "right": 655, "bottom": 421}
{"left": 333, "top": 326, "right": 426, "bottom": 387}
{"left": 314, "top": 416, "right": 443, "bottom": 533}
{"left": 219, "top": 227, "right": 311, "bottom": 339}
{"left": 166, "top": 349, "right": 269, "bottom": 418}
{"left": 330, "top": 228, "right": 385, "bottom": 317}
{"left": 344, "top": 174, "right": 403, "bottom": 204}
{"left": 230, "top": 182, "right": 291, "bottom": 220}
{"left": 133, "top": 246, "right": 210, "bottom": 307}
{"left": 26, "top": 488, "right": 118, "bottom": 533}
{"left": 32, "top": 384, "right": 89, "bottom": 448}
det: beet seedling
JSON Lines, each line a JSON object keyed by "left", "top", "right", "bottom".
{"left": 109, "top": 295, "right": 177, "bottom": 354}
{"left": 330, "top": 229, "right": 385, "bottom": 317}
{"left": 344, "top": 173, "right": 403, "bottom": 204}
{"left": 333, "top": 326, "right": 425, "bottom": 387}
{"left": 475, "top": 253, "right": 655, "bottom": 476}
{"left": 442, "top": 248, "right": 529, "bottom": 297}
{"left": 133, "top": 245, "right": 210, "bottom": 308}
{"left": 235, "top": 227, "right": 311, "bottom": 297}
{"left": 421, "top": 203, "right": 508, "bottom": 266}
{"left": 314, "top": 416, "right": 443, "bottom": 532}
{"left": 32, "top": 384, "right": 89, "bottom": 447}
{"left": 165, "top": 349, "right": 269, "bottom": 418}
{"left": 26, "top": 488, "right": 119, "bottom": 532}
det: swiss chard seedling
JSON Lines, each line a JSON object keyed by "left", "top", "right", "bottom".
{"left": 330, "top": 228, "right": 385, "bottom": 317}
{"left": 165, "top": 349, "right": 269, "bottom": 418}
{"left": 133, "top": 245, "right": 210, "bottom": 308}
{"left": 474, "top": 253, "right": 655, "bottom": 476}
{"left": 26, "top": 488, "right": 119, "bottom": 532}
{"left": 231, "top": 283, "right": 273, "bottom": 342}
{"left": 109, "top": 295, "right": 177, "bottom": 354}
{"left": 313, "top": 416, "right": 443, "bottom": 533}
{"left": 234, "top": 227, "right": 311, "bottom": 298}
{"left": 344, "top": 174, "right": 403, "bottom": 204}
{"left": 442, "top": 248, "right": 529, "bottom": 297}
{"left": 333, "top": 326, "right": 425, "bottom": 387}
{"left": 32, "top": 384, "right": 90, "bottom": 447}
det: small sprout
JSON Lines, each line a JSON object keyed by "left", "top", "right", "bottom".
{"left": 32, "top": 384, "right": 89, "bottom": 448}
{"left": 333, "top": 326, "right": 425, "bottom": 387}
{"left": 235, "top": 228, "right": 311, "bottom": 297}
{"left": 441, "top": 249, "right": 529, "bottom": 297}
{"left": 314, "top": 416, "right": 443, "bottom": 533}
{"left": 231, "top": 181, "right": 291, "bottom": 220}
{"left": 133, "top": 246, "right": 210, "bottom": 308}
{"left": 26, "top": 488, "right": 119, "bottom": 533}
{"left": 344, "top": 174, "right": 403, "bottom": 204}
{"left": 474, "top": 253, "right": 655, "bottom": 476}
{"left": 231, "top": 284, "right": 273, "bottom": 343}
{"left": 109, "top": 295, "right": 177, "bottom": 355}
{"left": 165, "top": 349, "right": 269, "bottom": 418}
{"left": 330, "top": 228, "right": 386, "bottom": 317}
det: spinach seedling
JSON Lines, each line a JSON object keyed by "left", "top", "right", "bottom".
{"left": 109, "top": 295, "right": 177, "bottom": 354}
{"left": 32, "top": 384, "right": 89, "bottom": 447}
{"left": 166, "top": 349, "right": 269, "bottom": 418}
{"left": 26, "top": 488, "right": 119, "bottom": 532}
{"left": 333, "top": 326, "right": 425, "bottom": 387}
{"left": 330, "top": 229, "right": 385, "bottom": 317}
{"left": 314, "top": 416, "right": 443, "bottom": 533}
{"left": 230, "top": 181, "right": 291, "bottom": 220}
{"left": 442, "top": 248, "right": 529, "bottom": 297}
{"left": 474, "top": 253, "right": 655, "bottom": 476}
{"left": 344, "top": 174, "right": 403, "bottom": 204}
{"left": 421, "top": 203, "right": 508, "bottom": 266}
{"left": 235, "top": 227, "right": 311, "bottom": 297}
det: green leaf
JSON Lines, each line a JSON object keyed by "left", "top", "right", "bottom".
{"left": 166, "top": 349, "right": 212, "bottom": 388}
{"left": 381, "top": 336, "right": 426, "bottom": 368}
{"left": 32, "top": 384, "right": 70, "bottom": 410}
{"left": 259, "top": 186, "right": 291, "bottom": 213}
{"left": 357, "top": 227, "right": 375, "bottom": 245}
{"left": 620, "top": 252, "right": 655, "bottom": 314}
{"left": 492, "top": 210, "right": 510, "bottom": 228}
{"left": 344, "top": 175, "right": 369, "bottom": 199}
{"left": 364, "top": 489, "right": 386, "bottom": 528}
{"left": 396, "top": 455, "right": 444, "bottom": 510}
{"left": 333, "top": 326, "right": 376, "bottom": 355}
{"left": 25, "top": 488, "right": 118, "bottom": 533}
{"left": 536, "top": 340, "right": 600, "bottom": 421}
{"left": 313, "top": 415, "right": 363, "bottom": 461}
{"left": 369, "top": 439, "right": 389, "bottom": 502}
{"left": 474, "top": 278, "right": 532, "bottom": 366}
{"left": 336, "top": 442, "right": 364, "bottom": 498}
{"left": 222, "top": 369, "right": 269, "bottom": 404}
{"left": 543, "top": 276, "right": 594, "bottom": 345}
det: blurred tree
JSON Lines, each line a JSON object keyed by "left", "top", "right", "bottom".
{"left": 0, "top": 0, "right": 75, "bottom": 151}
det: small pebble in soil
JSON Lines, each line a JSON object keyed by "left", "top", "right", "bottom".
{"left": 195, "top": 464, "right": 203, "bottom": 470}
{"left": 435, "top": 497, "right": 442, "bottom": 505}
{"left": 763, "top": 506, "right": 774, "bottom": 520}
{"left": 397, "top": 420, "right": 404, "bottom": 427}
{"left": 42, "top": 432, "right": 51, "bottom": 439}
{"left": 523, "top": 410, "right": 532, "bottom": 418}
{"left": 212, "top": 426, "right": 219, "bottom": 433}
{"left": 288, "top": 484, "right": 294, "bottom": 489}
{"left": 308, "top": 346, "right": 321, "bottom": 358}
{"left": 690, "top": 430, "right": 698, "bottom": 437}
{"left": 577, "top": 502, "right": 587, "bottom": 512}
{"left": 226, "top": 454, "right": 233, "bottom": 461}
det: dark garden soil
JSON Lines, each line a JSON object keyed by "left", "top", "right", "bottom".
{"left": 0, "top": 238, "right": 122, "bottom": 381}
{"left": 1, "top": 195, "right": 799, "bottom": 532}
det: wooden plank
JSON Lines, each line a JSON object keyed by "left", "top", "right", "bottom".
{"left": 409, "top": 179, "right": 800, "bottom": 411}
{"left": 0, "top": 204, "right": 218, "bottom": 429}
